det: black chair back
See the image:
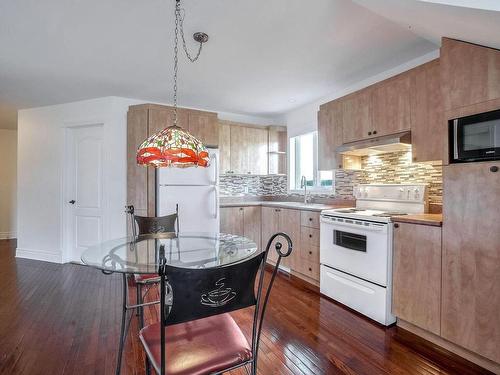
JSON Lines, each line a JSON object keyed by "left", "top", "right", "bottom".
{"left": 125, "top": 205, "right": 179, "bottom": 237}
{"left": 157, "top": 232, "right": 293, "bottom": 375}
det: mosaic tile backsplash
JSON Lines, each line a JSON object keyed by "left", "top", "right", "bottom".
{"left": 220, "top": 151, "right": 443, "bottom": 204}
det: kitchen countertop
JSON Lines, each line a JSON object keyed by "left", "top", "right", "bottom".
{"left": 220, "top": 200, "right": 352, "bottom": 212}
{"left": 391, "top": 214, "right": 443, "bottom": 227}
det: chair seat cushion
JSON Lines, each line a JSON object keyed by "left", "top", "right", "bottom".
{"left": 134, "top": 273, "right": 160, "bottom": 284}
{"left": 139, "top": 313, "right": 252, "bottom": 375}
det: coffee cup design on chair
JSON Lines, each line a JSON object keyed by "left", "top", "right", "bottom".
{"left": 200, "top": 278, "right": 236, "bottom": 307}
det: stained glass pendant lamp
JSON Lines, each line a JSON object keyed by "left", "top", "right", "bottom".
{"left": 136, "top": 0, "right": 210, "bottom": 168}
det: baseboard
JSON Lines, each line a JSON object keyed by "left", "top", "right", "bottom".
{"left": 16, "top": 247, "right": 62, "bottom": 264}
{"left": 397, "top": 319, "right": 500, "bottom": 374}
{"left": 0, "top": 231, "right": 17, "bottom": 240}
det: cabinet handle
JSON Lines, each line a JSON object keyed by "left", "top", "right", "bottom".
{"left": 368, "top": 131, "right": 372, "bottom": 136}
{"left": 309, "top": 251, "right": 312, "bottom": 255}
{"left": 309, "top": 234, "right": 312, "bottom": 238}
{"left": 309, "top": 218, "right": 313, "bottom": 221}
{"left": 394, "top": 223, "right": 399, "bottom": 228}
{"left": 239, "top": 207, "right": 244, "bottom": 211}
{"left": 373, "top": 130, "right": 377, "bottom": 135}
{"left": 490, "top": 166, "right": 499, "bottom": 173}
{"left": 308, "top": 267, "right": 312, "bottom": 272}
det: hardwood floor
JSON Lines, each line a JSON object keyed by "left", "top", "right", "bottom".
{"left": 0, "top": 239, "right": 492, "bottom": 375}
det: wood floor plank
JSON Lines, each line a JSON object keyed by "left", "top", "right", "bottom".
{"left": 0, "top": 239, "right": 493, "bottom": 375}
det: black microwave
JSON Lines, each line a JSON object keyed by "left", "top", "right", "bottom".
{"left": 450, "top": 109, "right": 500, "bottom": 163}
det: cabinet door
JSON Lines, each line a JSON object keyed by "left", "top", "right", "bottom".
{"left": 318, "top": 100, "right": 343, "bottom": 170}
{"left": 261, "top": 207, "right": 280, "bottom": 263}
{"left": 371, "top": 73, "right": 411, "bottom": 137}
{"left": 187, "top": 110, "right": 219, "bottom": 148}
{"left": 342, "top": 89, "right": 372, "bottom": 143}
{"left": 229, "top": 126, "right": 248, "bottom": 174}
{"left": 278, "top": 208, "right": 301, "bottom": 268}
{"left": 411, "top": 59, "right": 445, "bottom": 163}
{"left": 220, "top": 207, "right": 244, "bottom": 236}
{"left": 127, "top": 108, "right": 149, "bottom": 221}
{"left": 393, "top": 222, "right": 442, "bottom": 335}
{"left": 243, "top": 206, "right": 261, "bottom": 250}
{"left": 219, "top": 121, "right": 231, "bottom": 174}
{"left": 245, "top": 127, "right": 268, "bottom": 175}
{"left": 441, "top": 37, "right": 500, "bottom": 110}
{"left": 442, "top": 162, "right": 500, "bottom": 363}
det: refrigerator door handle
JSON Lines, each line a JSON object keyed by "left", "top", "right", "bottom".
{"left": 213, "top": 187, "right": 219, "bottom": 219}
{"left": 211, "top": 152, "right": 219, "bottom": 185}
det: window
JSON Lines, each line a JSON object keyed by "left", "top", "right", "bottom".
{"left": 289, "top": 131, "right": 333, "bottom": 191}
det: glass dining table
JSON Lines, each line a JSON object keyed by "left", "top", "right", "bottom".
{"left": 81, "top": 232, "right": 259, "bottom": 375}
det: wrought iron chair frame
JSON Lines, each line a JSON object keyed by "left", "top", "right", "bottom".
{"left": 153, "top": 232, "right": 293, "bottom": 375}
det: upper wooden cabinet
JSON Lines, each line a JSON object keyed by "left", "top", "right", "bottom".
{"left": 371, "top": 73, "right": 411, "bottom": 137}
{"left": 441, "top": 37, "right": 500, "bottom": 111}
{"left": 220, "top": 121, "right": 285, "bottom": 175}
{"left": 318, "top": 101, "right": 343, "bottom": 170}
{"left": 441, "top": 162, "right": 500, "bottom": 363}
{"left": 392, "top": 222, "right": 442, "bottom": 335}
{"left": 219, "top": 122, "right": 231, "bottom": 174}
{"left": 342, "top": 88, "right": 372, "bottom": 143}
{"left": 187, "top": 110, "right": 219, "bottom": 148}
{"left": 411, "top": 59, "right": 445, "bottom": 163}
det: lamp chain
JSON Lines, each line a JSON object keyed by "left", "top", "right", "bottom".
{"left": 173, "top": 0, "right": 204, "bottom": 127}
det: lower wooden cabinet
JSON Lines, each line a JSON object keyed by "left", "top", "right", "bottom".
{"left": 220, "top": 206, "right": 261, "bottom": 248}
{"left": 392, "top": 222, "right": 442, "bottom": 335}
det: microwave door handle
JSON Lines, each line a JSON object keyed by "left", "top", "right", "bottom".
{"left": 453, "top": 119, "right": 459, "bottom": 160}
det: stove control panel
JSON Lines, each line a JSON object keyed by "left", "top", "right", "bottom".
{"left": 354, "top": 184, "right": 428, "bottom": 202}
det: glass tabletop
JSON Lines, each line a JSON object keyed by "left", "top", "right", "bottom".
{"left": 81, "top": 232, "right": 259, "bottom": 274}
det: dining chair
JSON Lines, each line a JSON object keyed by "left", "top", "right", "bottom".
{"left": 139, "top": 232, "right": 293, "bottom": 375}
{"left": 118, "top": 205, "right": 178, "bottom": 375}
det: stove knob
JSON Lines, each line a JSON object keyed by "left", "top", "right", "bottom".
{"left": 414, "top": 188, "right": 420, "bottom": 200}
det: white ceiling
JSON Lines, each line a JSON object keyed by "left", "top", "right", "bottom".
{"left": 0, "top": 0, "right": 498, "bottom": 130}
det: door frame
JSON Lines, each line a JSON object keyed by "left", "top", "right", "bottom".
{"left": 61, "top": 121, "right": 107, "bottom": 263}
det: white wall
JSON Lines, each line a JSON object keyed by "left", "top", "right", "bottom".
{"left": 16, "top": 96, "right": 276, "bottom": 263}
{"left": 284, "top": 50, "right": 440, "bottom": 138}
{"left": 0, "top": 129, "right": 17, "bottom": 239}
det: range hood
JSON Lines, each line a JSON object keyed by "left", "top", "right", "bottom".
{"left": 337, "top": 131, "right": 411, "bottom": 157}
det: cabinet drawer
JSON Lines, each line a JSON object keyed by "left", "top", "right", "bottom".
{"left": 300, "top": 211, "right": 320, "bottom": 228}
{"left": 295, "top": 259, "right": 319, "bottom": 281}
{"left": 300, "top": 244, "right": 319, "bottom": 264}
{"left": 301, "top": 227, "right": 320, "bottom": 246}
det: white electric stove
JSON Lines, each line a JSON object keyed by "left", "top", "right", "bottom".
{"left": 319, "top": 184, "right": 428, "bottom": 326}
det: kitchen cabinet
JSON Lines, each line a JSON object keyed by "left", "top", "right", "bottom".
{"left": 441, "top": 162, "right": 500, "bottom": 363}
{"left": 219, "top": 121, "right": 231, "bottom": 174}
{"left": 220, "top": 121, "right": 286, "bottom": 175}
{"left": 268, "top": 126, "right": 287, "bottom": 175}
{"left": 318, "top": 101, "right": 344, "bottom": 170}
{"left": 220, "top": 206, "right": 261, "bottom": 248}
{"left": 441, "top": 37, "right": 500, "bottom": 111}
{"left": 187, "top": 109, "right": 219, "bottom": 148}
{"left": 342, "top": 88, "right": 372, "bottom": 144}
{"left": 411, "top": 59, "right": 445, "bottom": 163}
{"left": 261, "top": 207, "right": 300, "bottom": 268}
{"left": 392, "top": 222, "right": 442, "bottom": 335}
{"left": 371, "top": 72, "right": 411, "bottom": 137}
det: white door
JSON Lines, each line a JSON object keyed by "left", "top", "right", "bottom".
{"left": 65, "top": 125, "right": 104, "bottom": 262}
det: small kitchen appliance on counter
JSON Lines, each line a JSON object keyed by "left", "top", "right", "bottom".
{"left": 319, "top": 184, "right": 428, "bottom": 326}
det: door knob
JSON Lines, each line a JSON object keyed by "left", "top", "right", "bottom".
{"left": 69, "top": 200, "right": 76, "bottom": 204}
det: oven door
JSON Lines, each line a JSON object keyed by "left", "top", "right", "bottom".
{"left": 452, "top": 109, "right": 500, "bottom": 162}
{"left": 320, "top": 215, "right": 390, "bottom": 286}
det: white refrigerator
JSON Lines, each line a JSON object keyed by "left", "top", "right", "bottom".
{"left": 156, "top": 149, "right": 219, "bottom": 233}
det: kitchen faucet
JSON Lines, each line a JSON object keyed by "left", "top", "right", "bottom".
{"left": 300, "top": 176, "right": 310, "bottom": 204}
